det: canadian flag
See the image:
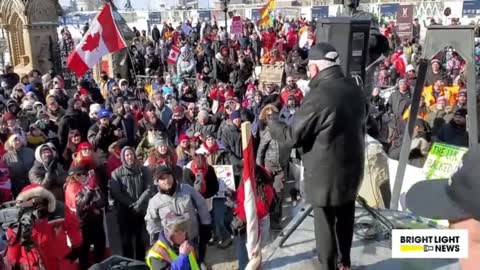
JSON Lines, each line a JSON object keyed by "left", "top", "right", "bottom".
{"left": 167, "top": 46, "right": 181, "bottom": 65}
{"left": 67, "top": 3, "right": 126, "bottom": 77}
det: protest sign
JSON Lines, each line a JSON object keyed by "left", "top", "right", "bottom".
{"left": 231, "top": 16, "right": 243, "bottom": 35}
{"left": 213, "top": 165, "right": 235, "bottom": 198}
{"left": 396, "top": 5, "right": 414, "bottom": 41}
{"left": 423, "top": 143, "right": 468, "bottom": 180}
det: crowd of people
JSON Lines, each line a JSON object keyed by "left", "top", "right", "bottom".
{"left": 0, "top": 11, "right": 477, "bottom": 270}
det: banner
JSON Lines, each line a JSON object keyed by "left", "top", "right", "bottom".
{"left": 148, "top": 12, "right": 161, "bottom": 24}
{"left": 251, "top": 9, "right": 261, "bottom": 23}
{"left": 230, "top": 16, "right": 243, "bottom": 35}
{"left": 396, "top": 5, "right": 414, "bottom": 41}
{"left": 380, "top": 3, "right": 400, "bottom": 17}
{"left": 462, "top": 0, "right": 480, "bottom": 17}
{"left": 198, "top": 10, "right": 211, "bottom": 22}
{"left": 311, "top": 6, "right": 329, "bottom": 21}
{"left": 423, "top": 143, "right": 468, "bottom": 180}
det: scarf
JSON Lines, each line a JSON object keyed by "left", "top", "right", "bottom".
{"left": 190, "top": 161, "right": 207, "bottom": 195}
{"left": 202, "top": 141, "right": 219, "bottom": 154}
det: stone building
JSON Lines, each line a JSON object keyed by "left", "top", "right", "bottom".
{"left": 0, "top": 0, "right": 63, "bottom": 74}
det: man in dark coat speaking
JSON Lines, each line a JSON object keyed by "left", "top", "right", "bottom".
{"left": 266, "top": 43, "right": 367, "bottom": 270}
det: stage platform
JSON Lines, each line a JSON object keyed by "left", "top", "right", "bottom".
{"left": 262, "top": 204, "right": 461, "bottom": 270}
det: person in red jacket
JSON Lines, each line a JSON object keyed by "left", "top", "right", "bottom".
{"left": 280, "top": 76, "right": 304, "bottom": 105}
{"left": 286, "top": 28, "right": 298, "bottom": 52}
{"left": 233, "top": 165, "right": 274, "bottom": 270}
{"left": 5, "top": 184, "right": 82, "bottom": 270}
{"left": 261, "top": 28, "right": 276, "bottom": 53}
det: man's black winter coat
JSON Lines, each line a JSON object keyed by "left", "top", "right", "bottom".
{"left": 267, "top": 66, "right": 367, "bottom": 207}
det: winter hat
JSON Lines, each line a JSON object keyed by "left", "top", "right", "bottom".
{"left": 458, "top": 90, "right": 467, "bottom": 97}
{"left": 77, "top": 142, "right": 92, "bottom": 152}
{"left": 398, "top": 79, "right": 407, "bottom": 86}
{"left": 203, "top": 130, "right": 216, "bottom": 139}
{"left": 173, "top": 105, "right": 185, "bottom": 114}
{"left": 6, "top": 99, "right": 17, "bottom": 108}
{"left": 406, "top": 64, "right": 415, "bottom": 72}
{"left": 153, "top": 165, "right": 174, "bottom": 180}
{"left": 46, "top": 95, "right": 57, "bottom": 106}
{"left": 3, "top": 112, "right": 16, "bottom": 121}
{"left": 431, "top": 58, "right": 441, "bottom": 64}
{"left": 36, "top": 110, "right": 49, "bottom": 119}
{"left": 98, "top": 109, "right": 111, "bottom": 119}
{"left": 220, "top": 45, "right": 229, "bottom": 53}
{"left": 230, "top": 110, "right": 241, "bottom": 120}
{"left": 16, "top": 184, "right": 56, "bottom": 213}
{"left": 179, "top": 134, "right": 190, "bottom": 143}
{"left": 155, "top": 137, "right": 169, "bottom": 147}
{"left": 79, "top": 88, "right": 89, "bottom": 96}
{"left": 162, "top": 212, "right": 190, "bottom": 238}
{"left": 119, "top": 79, "right": 129, "bottom": 87}
{"left": 308, "top": 42, "right": 339, "bottom": 63}
{"left": 120, "top": 146, "right": 136, "bottom": 167}
{"left": 89, "top": 103, "right": 102, "bottom": 117}
{"left": 455, "top": 108, "right": 467, "bottom": 117}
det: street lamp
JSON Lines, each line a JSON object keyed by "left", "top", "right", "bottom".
{"left": 221, "top": 0, "right": 230, "bottom": 41}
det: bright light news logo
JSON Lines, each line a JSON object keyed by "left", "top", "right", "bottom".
{"left": 392, "top": 229, "right": 468, "bottom": 258}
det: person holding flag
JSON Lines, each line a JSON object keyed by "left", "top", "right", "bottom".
{"left": 232, "top": 121, "right": 275, "bottom": 270}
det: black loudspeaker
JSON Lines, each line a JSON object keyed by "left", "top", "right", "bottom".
{"left": 88, "top": 255, "right": 148, "bottom": 270}
{"left": 315, "top": 17, "right": 371, "bottom": 83}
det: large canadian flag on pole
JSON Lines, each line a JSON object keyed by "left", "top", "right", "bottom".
{"left": 67, "top": 3, "right": 126, "bottom": 77}
{"left": 241, "top": 122, "right": 262, "bottom": 270}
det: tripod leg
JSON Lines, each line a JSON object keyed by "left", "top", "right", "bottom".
{"left": 279, "top": 205, "right": 313, "bottom": 248}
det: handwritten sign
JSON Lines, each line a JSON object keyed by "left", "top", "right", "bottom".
{"left": 423, "top": 143, "right": 468, "bottom": 180}
{"left": 230, "top": 16, "right": 243, "bottom": 35}
{"left": 212, "top": 165, "right": 235, "bottom": 198}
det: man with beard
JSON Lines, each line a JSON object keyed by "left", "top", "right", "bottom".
{"left": 111, "top": 102, "right": 136, "bottom": 146}
{"left": 58, "top": 98, "right": 91, "bottom": 152}
{"left": 88, "top": 109, "right": 121, "bottom": 156}
{"left": 138, "top": 103, "right": 168, "bottom": 138}
{"left": 145, "top": 166, "right": 211, "bottom": 270}
{"left": 280, "top": 76, "right": 304, "bottom": 105}
{"left": 111, "top": 147, "right": 153, "bottom": 260}
{"left": 28, "top": 143, "right": 67, "bottom": 201}
{"left": 437, "top": 108, "right": 469, "bottom": 147}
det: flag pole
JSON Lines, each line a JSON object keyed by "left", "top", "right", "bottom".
{"left": 105, "top": 1, "right": 139, "bottom": 81}
{"left": 241, "top": 121, "right": 262, "bottom": 270}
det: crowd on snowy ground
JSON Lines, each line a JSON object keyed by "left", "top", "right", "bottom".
{"left": 0, "top": 13, "right": 478, "bottom": 270}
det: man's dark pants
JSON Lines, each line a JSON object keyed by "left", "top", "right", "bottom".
{"left": 313, "top": 200, "right": 356, "bottom": 270}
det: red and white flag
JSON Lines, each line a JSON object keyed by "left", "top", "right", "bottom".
{"left": 241, "top": 122, "right": 261, "bottom": 270}
{"left": 67, "top": 3, "right": 126, "bottom": 77}
{"left": 167, "top": 46, "right": 181, "bottom": 65}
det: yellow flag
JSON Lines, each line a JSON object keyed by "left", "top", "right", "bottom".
{"left": 260, "top": 0, "right": 275, "bottom": 20}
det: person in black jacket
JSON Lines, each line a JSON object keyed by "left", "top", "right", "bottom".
{"left": 110, "top": 146, "right": 153, "bottom": 260}
{"left": 266, "top": 43, "right": 367, "bottom": 270}
{"left": 87, "top": 109, "right": 121, "bottom": 157}
{"left": 57, "top": 98, "right": 91, "bottom": 152}
{"left": 151, "top": 25, "right": 161, "bottom": 48}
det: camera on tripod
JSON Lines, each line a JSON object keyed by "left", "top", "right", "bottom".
{"left": 0, "top": 197, "right": 50, "bottom": 249}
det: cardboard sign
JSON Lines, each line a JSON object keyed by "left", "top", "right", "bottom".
{"left": 396, "top": 5, "right": 414, "bottom": 41}
{"left": 423, "top": 143, "right": 468, "bottom": 180}
{"left": 259, "top": 63, "right": 285, "bottom": 85}
{"left": 231, "top": 16, "right": 243, "bottom": 35}
{"left": 213, "top": 165, "right": 235, "bottom": 198}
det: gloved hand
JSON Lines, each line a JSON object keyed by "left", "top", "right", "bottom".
{"left": 87, "top": 176, "right": 98, "bottom": 190}
{"left": 65, "top": 247, "right": 80, "bottom": 261}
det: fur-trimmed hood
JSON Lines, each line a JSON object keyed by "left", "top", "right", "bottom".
{"left": 16, "top": 184, "right": 56, "bottom": 213}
